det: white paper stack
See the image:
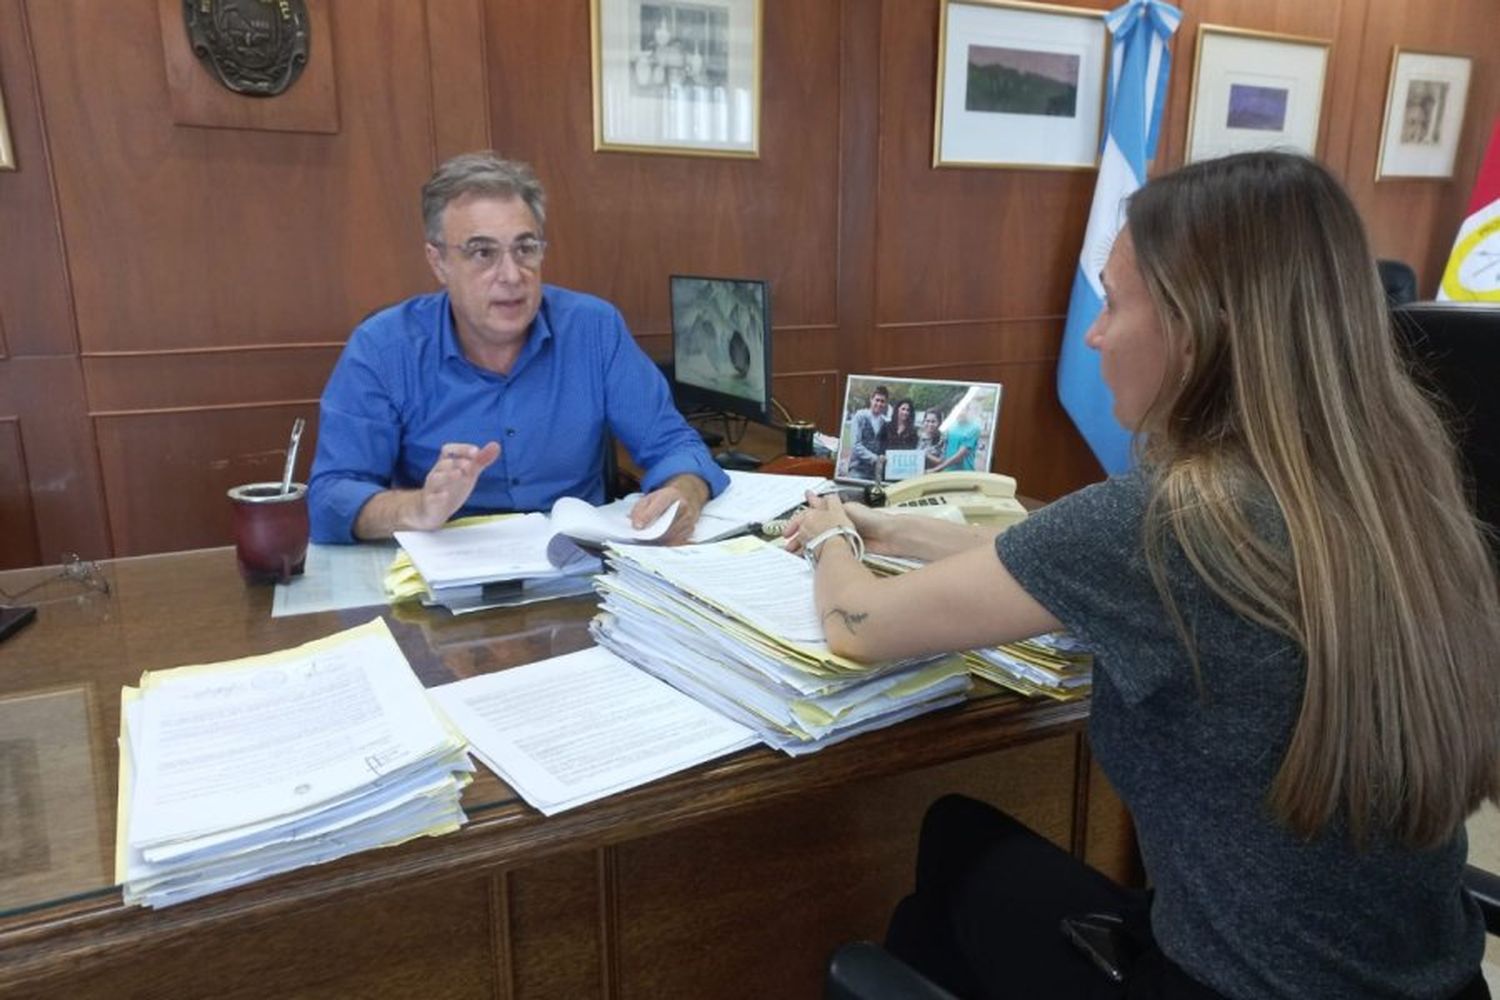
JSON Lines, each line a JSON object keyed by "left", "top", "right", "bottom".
{"left": 392, "top": 499, "right": 683, "bottom": 613}
{"left": 429, "top": 646, "right": 755, "bottom": 816}
{"left": 861, "top": 553, "right": 1093, "bottom": 702}
{"left": 591, "top": 536, "right": 971, "bottom": 755}
{"left": 966, "top": 633, "right": 1093, "bottom": 701}
{"left": 690, "top": 470, "right": 833, "bottom": 542}
{"left": 116, "top": 618, "right": 473, "bottom": 908}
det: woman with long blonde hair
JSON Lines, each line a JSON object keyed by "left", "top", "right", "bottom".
{"left": 788, "top": 152, "right": 1500, "bottom": 998}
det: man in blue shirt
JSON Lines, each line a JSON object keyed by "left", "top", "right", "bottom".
{"left": 309, "top": 153, "right": 727, "bottom": 544}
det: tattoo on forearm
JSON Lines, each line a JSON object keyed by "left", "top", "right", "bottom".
{"left": 823, "top": 607, "right": 868, "bottom": 633}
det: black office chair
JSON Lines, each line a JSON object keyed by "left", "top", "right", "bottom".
{"left": 1392, "top": 303, "right": 1500, "bottom": 562}
{"left": 600, "top": 431, "right": 639, "bottom": 501}
{"left": 825, "top": 307, "right": 1500, "bottom": 1000}
{"left": 1378, "top": 259, "right": 1420, "bottom": 306}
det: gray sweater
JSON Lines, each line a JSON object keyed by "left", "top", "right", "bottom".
{"left": 997, "top": 470, "right": 1482, "bottom": 999}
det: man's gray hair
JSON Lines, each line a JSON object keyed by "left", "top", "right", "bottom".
{"left": 421, "top": 152, "right": 546, "bottom": 243}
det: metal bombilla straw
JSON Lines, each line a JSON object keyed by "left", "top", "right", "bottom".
{"left": 280, "top": 418, "right": 306, "bottom": 494}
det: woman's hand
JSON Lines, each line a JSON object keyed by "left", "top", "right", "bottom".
{"left": 784, "top": 492, "right": 903, "bottom": 556}
{"left": 783, "top": 491, "right": 854, "bottom": 555}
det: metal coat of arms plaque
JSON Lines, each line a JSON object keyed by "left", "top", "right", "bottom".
{"left": 184, "top": 0, "right": 311, "bottom": 97}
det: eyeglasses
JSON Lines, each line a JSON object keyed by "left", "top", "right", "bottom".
{"left": 430, "top": 236, "right": 547, "bottom": 274}
{"left": 0, "top": 553, "right": 111, "bottom": 608}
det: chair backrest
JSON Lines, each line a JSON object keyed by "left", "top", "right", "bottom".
{"left": 1392, "top": 303, "right": 1500, "bottom": 560}
{"left": 1378, "top": 259, "right": 1420, "bottom": 306}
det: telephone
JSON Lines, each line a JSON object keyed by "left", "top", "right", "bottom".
{"left": 882, "top": 471, "right": 1028, "bottom": 528}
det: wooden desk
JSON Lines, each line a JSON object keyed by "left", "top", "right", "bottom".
{"left": 0, "top": 550, "right": 1129, "bottom": 999}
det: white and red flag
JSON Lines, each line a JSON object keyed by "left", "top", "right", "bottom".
{"left": 1438, "top": 118, "right": 1500, "bottom": 302}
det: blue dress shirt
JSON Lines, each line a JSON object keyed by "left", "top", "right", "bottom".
{"left": 309, "top": 286, "right": 727, "bottom": 542}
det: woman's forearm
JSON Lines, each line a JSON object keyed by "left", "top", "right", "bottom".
{"left": 867, "top": 513, "right": 999, "bottom": 562}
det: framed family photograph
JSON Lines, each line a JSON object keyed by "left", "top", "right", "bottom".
{"left": 933, "top": 0, "right": 1108, "bottom": 170}
{"left": 834, "top": 376, "right": 1003, "bottom": 485}
{"left": 590, "top": 0, "right": 761, "bottom": 158}
{"left": 0, "top": 82, "right": 15, "bottom": 171}
{"left": 1375, "top": 49, "right": 1472, "bottom": 180}
{"left": 1185, "top": 25, "right": 1330, "bottom": 163}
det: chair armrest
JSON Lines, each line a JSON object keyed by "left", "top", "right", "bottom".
{"left": 824, "top": 941, "right": 959, "bottom": 1000}
{"left": 1464, "top": 865, "right": 1500, "bottom": 936}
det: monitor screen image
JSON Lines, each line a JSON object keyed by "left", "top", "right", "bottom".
{"left": 669, "top": 274, "right": 772, "bottom": 424}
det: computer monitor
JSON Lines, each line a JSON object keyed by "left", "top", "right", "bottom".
{"left": 668, "top": 274, "right": 772, "bottom": 425}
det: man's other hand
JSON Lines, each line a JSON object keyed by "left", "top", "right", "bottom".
{"left": 630, "top": 473, "right": 710, "bottom": 545}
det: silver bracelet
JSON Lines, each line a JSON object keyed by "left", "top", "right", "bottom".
{"left": 803, "top": 525, "right": 865, "bottom": 567}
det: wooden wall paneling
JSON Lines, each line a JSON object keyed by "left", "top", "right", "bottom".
{"left": 1157, "top": 0, "right": 1352, "bottom": 174}
{"left": 0, "top": 416, "right": 42, "bottom": 569}
{"left": 870, "top": 1, "right": 1106, "bottom": 498}
{"left": 0, "top": 358, "right": 111, "bottom": 563}
{"left": 80, "top": 346, "right": 341, "bottom": 412}
{"left": 424, "top": 0, "right": 491, "bottom": 160}
{"left": 0, "top": 3, "right": 111, "bottom": 564}
{"left": 1320, "top": 0, "right": 1374, "bottom": 180}
{"left": 25, "top": 0, "right": 438, "bottom": 357}
{"left": 836, "top": 0, "right": 883, "bottom": 380}
{"left": 0, "top": 1, "right": 76, "bottom": 359}
{"left": 874, "top": 0, "right": 1107, "bottom": 328}
{"left": 93, "top": 402, "right": 319, "bottom": 556}
{"left": 504, "top": 851, "right": 608, "bottom": 999}
{"left": 17, "top": 0, "right": 490, "bottom": 561}
{"left": 608, "top": 735, "right": 1079, "bottom": 998}
{"left": 483, "top": 0, "right": 844, "bottom": 422}
{"left": 154, "top": 0, "right": 341, "bottom": 133}
{"left": 1341, "top": 0, "right": 1500, "bottom": 293}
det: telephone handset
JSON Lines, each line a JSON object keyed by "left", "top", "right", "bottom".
{"left": 881, "top": 471, "right": 1028, "bottom": 528}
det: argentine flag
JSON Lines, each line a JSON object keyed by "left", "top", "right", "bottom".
{"left": 1056, "top": 0, "right": 1181, "bottom": 475}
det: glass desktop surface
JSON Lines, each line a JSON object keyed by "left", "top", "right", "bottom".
{"left": 0, "top": 547, "right": 595, "bottom": 918}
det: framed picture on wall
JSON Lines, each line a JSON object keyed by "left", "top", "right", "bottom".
{"left": 932, "top": 0, "right": 1108, "bottom": 170}
{"left": 1375, "top": 49, "right": 1472, "bottom": 180}
{"left": 0, "top": 81, "right": 15, "bottom": 171}
{"left": 590, "top": 0, "right": 761, "bottom": 158}
{"left": 1185, "top": 25, "right": 1330, "bottom": 163}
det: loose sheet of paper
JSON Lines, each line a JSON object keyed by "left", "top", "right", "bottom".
{"left": 691, "top": 471, "right": 831, "bottom": 542}
{"left": 429, "top": 646, "right": 755, "bottom": 815}
{"left": 272, "top": 541, "right": 400, "bottom": 618}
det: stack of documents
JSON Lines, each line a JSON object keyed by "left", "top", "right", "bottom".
{"left": 392, "top": 500, "right": 672, "bottom": 612}
{"left": 591, "top": 536, "right": 971, "bottom": 755}
{"left": 966, "top": 633, "right": 1093, "bottom": 701}
{"left": 862, "top": 554, "right": 1093, "bottom": 702}
{"left": 116, "top": 619, "right": 473, "bottom": 908}
{"left": 429, "top": 646, "right": 755, "bottom": 815}
{"left": 392, "top": 472, "right": 827, "bottom": 613}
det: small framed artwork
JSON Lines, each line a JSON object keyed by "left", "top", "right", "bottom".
{"left": 1375, "top": 49, "right": 1472, "bottom": 180}
{"left": 590, "top": 0, "right": 761, "bottom": 158}
{"left": 932, "top": 0, "right": 1108, "bottom": 170}
{"left": 0, "top": 82, "right": 15, "bottom": 171}
{"left": 835, "top": 376, "right": 1003, "bottom": 485}
{"left": 1185, "top": 25, "right": 1330, "bottom": 163}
